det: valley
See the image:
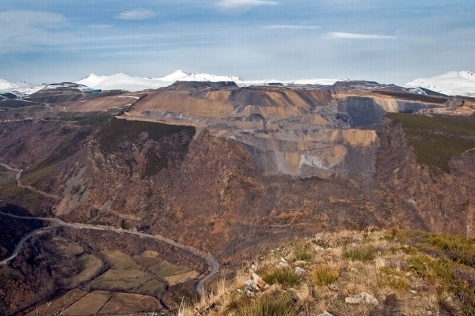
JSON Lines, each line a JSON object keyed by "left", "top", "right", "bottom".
{"left": 1, "top": 77, "right": 475, "bottom": 315}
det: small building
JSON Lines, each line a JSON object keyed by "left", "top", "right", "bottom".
{"left": 85, "top": 89, "right": 102, "bottom": 94}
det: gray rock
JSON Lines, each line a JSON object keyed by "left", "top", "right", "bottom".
{"left": 345, "top": 292, "right": 379, "bottom": 305}
{"left": 295, "top": 267, "right": 306, "bottom": 275}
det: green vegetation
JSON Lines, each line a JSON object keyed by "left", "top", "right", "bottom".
{"left": 236, "top": 294, "right": 297, "bottom": 316}
{"left": 20, "top": 129, "right": 90, "bottom": 187}
{"left": 94, "top": 118, "right": 195, "bottom": 176}
{"left": 262, "top": 267, "right": 299, "bottom": 287}
{"left": 134, "top": 257, "right": 190, "bottom": 278}
{"left": 378, "top": 91, "right": 447, "bottom": 104}
{"left": 376, "top": 266, "right": 410, "bottom": 292}
{"left": 0, "top": 183, "right": 50, "bottom": 211}
{"left": 393, "top": 230, "right": 475, "bottom": 266}
{"left": 292, "top": 241, "right": 313, "bottom": 261}
{"left": 46, "top": 111, "right": 114, "bottom": 127}
{"left": 311, "top": 265, "right": 339, "bottom": 286}
{"left": 390, "top": 229, "right": 475, "bottom": 314}
{"left": 343, "top": 245, "right": 377, "bottom": 261}
{"left": 184, "top": 228, "right": 475, "bottom": 316}
{"left": 388, "top": 113, "right": 475, "bottom": 171}
{"left": 95, "top": 117, "right": 195, "bottom": 153}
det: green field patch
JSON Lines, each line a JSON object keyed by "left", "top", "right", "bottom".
{"left": 134, "top": 257, "right": 191, "bottom": 278}
{"left": 89, "top": 269, "right": 151, "bottom": 292}
{"left": 388, "top": 113, "right": 475, "bottom": 171}
{"left": 89, "top": 250, "right": 152, "bottom": 291}
{"left": 163, "top": 270, "right": 199, "bottom": 286}
{"left": 135, "top": 279, "right": 167, "bottom": 297}
{"left": 103, "top": 250, "right": 143, "bottom": 270}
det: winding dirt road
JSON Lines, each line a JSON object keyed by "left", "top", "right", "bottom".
{"left": 0, "top": 162, "right": 60, "bottom": 200}
{"left": 0, "top": 161, "right": 219, "bottom": 296}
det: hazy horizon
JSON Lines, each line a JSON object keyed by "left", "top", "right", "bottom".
{"left": 1, "top": 1, "right": 474, "bottom": 85}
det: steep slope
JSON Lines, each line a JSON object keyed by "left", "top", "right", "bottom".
{"left": 1, "top": 81, "right": 475, "bottom": 315}
{"left": 2, "top": 78, "right": 475, "bottom": 316}
{"left": 184, "top": 229, "right": 475, "bottom": 316}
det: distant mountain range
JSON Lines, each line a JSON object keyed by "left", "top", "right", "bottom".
{"left": 2, "top": 70, "right": 475, "bottom": 97}
{"left": 75, "top": 70, "right": 340, "bottom": 92}
{"left": 404, "top": 71, "right": 475, "bottom": 97}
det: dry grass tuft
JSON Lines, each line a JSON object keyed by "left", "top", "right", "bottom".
{"left": 183, "top": 228, "right": 475, "bottom": 316}
{"left": 311, "top": 264, "right": 340, "bottom": 287}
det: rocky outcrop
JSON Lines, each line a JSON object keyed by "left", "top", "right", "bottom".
{"left": 375, "top": 117, "right": 475, "bottom": 236}
{"left": 124, "top": 83, "right": 448, "bottom": 180}
{"left": 1, "top": 81, "right": 474, "bottom": 264}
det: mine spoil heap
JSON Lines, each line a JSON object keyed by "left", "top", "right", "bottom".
{"left": 1, "top": 80, "right": 475, "bottom": 314}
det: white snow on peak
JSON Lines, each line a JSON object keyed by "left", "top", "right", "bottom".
{"left": 159, "top": 70, "right": 243, "bottom": 82}
{"left": 74, "top": 70, "right": 341, "bottom": 91}
{"left": 0, "top": 79, "right": 31, "bottom": 91}
{"left": 405, "top": 71, "right": 475, "bottom": 97}
{"left": 0, "top": 79, "right": 44, "bottom": 96}
{"left": 0, "top": 79, "right": 17, "bottom": 90}
{"left": 77, "top": 73, "right": 170, "bottom": 91}
{"left": 77, "top": 74, "right": 110, "bottom": 88}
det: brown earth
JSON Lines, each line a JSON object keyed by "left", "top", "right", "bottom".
{"left": 1, "top": 82, "right": 475, "bottom": 314}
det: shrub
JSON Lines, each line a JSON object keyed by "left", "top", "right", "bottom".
{"left": 292, "top": 242, "right": 313, "bottom": 261}
{"left": 343, "top": 245, "right": 377, "bottom": 262}
{"left": 376, "top": 266, "right": 410, "bottom": 292}
{"left": 311, "top": 265, "right": 339, "bottom": 286}
{"left": 426, "top": 234, "right": 475, "bottom": 266}
{"left": 408, "top": 255, "right": 475, "bottom": 315}
{"left": 237, "top": 293, "right": 297, "bottom": 316}
{"left": 262, "top": 267, "right": 299, "bottom": 287}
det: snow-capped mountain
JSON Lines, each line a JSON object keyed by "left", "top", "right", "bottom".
{"left": 77, "top": 73, "right": 170, "bottom": 91}
{"left": 160, "top": 70, "right": 243, "bottom": 82}
{"left": 7, "top": 70, "right": 475, "bottom": 96}
{"left": 76, "top": 70, "right": 244, "bottom": 92}
{"left": 405, "top": 71, "right": 475, "bottom": 97}
{"left": 0, "top": 79, "right": 44, "bottom": 97}
{"left": 76, "top": 70, "right": 341, "bottom": 91}
{"left": 0, "top": 79, "right": 32, "bottom": 91}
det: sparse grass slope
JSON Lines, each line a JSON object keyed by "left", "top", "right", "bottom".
{"left": 183, "top": 228, "right": 475, "bottom": 316}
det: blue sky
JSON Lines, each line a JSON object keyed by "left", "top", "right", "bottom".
{"left": 1, "top": 0, "right": 474, "bottom": 84}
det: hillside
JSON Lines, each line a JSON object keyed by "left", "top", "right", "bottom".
{"left": 183, "top": 228, "right": 475, "bottom": 316}
{"left": 1, "top": 78, "right": 475, "bottom": 314}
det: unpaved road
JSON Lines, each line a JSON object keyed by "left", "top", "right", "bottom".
{"left": 0, "top": 161, "right": 219, "bottom": 296}
{"left": 0, "top": 211, "right": 219, "bottom": 296}
{"left": 0, "top": 162, "right": 60, "bottom": 200}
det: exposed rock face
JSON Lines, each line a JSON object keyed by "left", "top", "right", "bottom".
{"left": 1, "top": 80, "right": 474, "bottom": 264}
{"left": 376, "top": 117, "right": 475, "bottom": 236}
{"left": 124, "top": 83, "right": 449, "bottom": 180}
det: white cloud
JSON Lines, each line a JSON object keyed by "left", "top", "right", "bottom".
{"left": 266, "top": 24, "right": 319, "bottom": 30}
{"left": 0, "top": 10, "right": 68, "bottom": 54}
{"left": 327, "top": 32, "right": 396, "bottom": 40}
{"left": 116, "top": 9, "right": 156, "bottom": 20}
{"left": 216, "top": 0, "right": 278, "bottom": 10}
{"left": 88, "top": 24, "right": 113, "bottom": 29}
{"left": 0, "top": 10, "right": 65, "bottom": 28}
